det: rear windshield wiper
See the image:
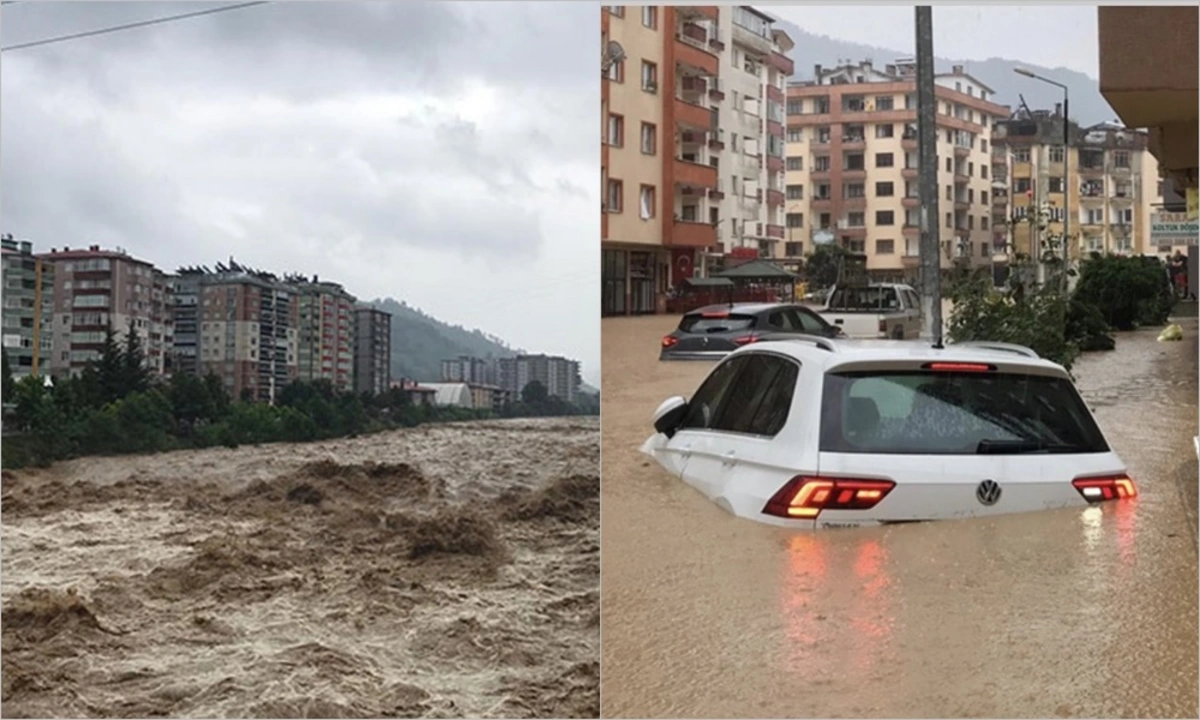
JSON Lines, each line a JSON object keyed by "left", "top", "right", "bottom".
{"left": 976, "top": 439, "right": 1092, "bottom": 455}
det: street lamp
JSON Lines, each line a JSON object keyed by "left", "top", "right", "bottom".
{"left": 1014, "top": 67, "right": 1070, "bottom": 292}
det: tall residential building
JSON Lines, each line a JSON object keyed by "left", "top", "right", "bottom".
{"left": 498, "top": 354, "right": 581, "bottom": 403}
{"left": 601, "top": 5, "right": 793, "bottom": 316}
{"left": 994, "top": 112, "right": 1162, "bottom": 264}
{"left": 37, "top": 245, "right": 172, "bottom": 377}
{"left": 288, "top": 275, "right": 356, "bottom": 392}
{"left": 785, "top": 60, "right": 1010, "bottom": 281}
{"left": 441, "top": 355, "right": 496, "bottom": 385}
{"left": 167, "top": 270, "right": 202, "bottom": 377}
{"left": 352, "top": 304, "right": 392, "bottom": 396}
{"left": 196, "top": 265, "right": 298, "bottom": 402}
{"left": 1, "top": 235, "right": 54, "bottom": 379}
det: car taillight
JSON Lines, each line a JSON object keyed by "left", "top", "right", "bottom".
{"left": 733, "top": 335, "right": 758, "bottom": 346}
{"left": 763, "top": 476, "right": 896, "bottom": 519}
{"left": 662, "top": 336, "right": 679, "bottom": 348}
{"left": 1072, "top": 474, "right": 1138, "bottom": 502}
{"left": 923, "top": 362, "right": 995, "bottom": 372}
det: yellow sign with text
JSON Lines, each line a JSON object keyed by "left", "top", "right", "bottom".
{"left": 1187, "top": 187, "right": 1198, "bottom": 220}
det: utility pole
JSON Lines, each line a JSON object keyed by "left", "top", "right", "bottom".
{"left": 915, "top": 7, "right": 942, "bottom": 344}
{"left": 1060, "top": 90, "right": 1070, "bottom": 293}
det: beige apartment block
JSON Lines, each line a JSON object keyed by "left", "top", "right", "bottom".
{"left": 601, "top": 5, "right": 793, "bottom": 316}
{"left": 785, "top": 60, "right": 1010, "bottom": 281}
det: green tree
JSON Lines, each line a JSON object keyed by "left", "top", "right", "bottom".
{"left": 2, "top": 349, "right": 14, "bottom": 402}
{"left": 168, "top": 372, "right": 217, "bottom": 429}
{"left": 121, "top": 322, "right": 152, "bottom": 396}
{"left": 94, "top": 326, "right": 125, "bottom": 405}
{"left": 804, "top": 244, "right": 853, "bottom": 289}
{"left": 1074, "top": 254, "right": 1173, "bottom": 330}
{"left": 522, "top": 380, "right": 550, "bottom": 406}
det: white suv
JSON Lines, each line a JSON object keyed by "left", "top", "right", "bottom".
{"left": 642, "top": 335, "right": 1137, "bottom": 529}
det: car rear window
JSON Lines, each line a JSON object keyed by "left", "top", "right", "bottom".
{"left": 678, "top": 313, "right": 756, "bottom": 334}
{"left": 819, "top": 370, "right": 1110, "bottom": 455}
{"left": 828, "top": 287, "right": 900, "bottom": 312}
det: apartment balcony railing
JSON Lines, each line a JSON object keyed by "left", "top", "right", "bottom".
{"left": 902, "top": 196, "right": 921, "bottom": 209}
{"left": 843, "top": 195, "right": 868, "bottom": 209}
{"left": 902, "top": 224, "right": 921, "bottom": 236}
{"left": 677, "top": 6, "right": 719, "bottom": 22}
{"left": 953, "top": 145, "right": 971, "bottom": 157}
{"left": 708, "top": 78, "right": 726, "bottom": 102}
{"left": 674, "top": 32, "right": 719, "bottom": 75}
{"left": 902, "top": 167, "right": 918, "bottom": 180}
{"left": 842, "top": 167, "right": 867, "bottom": 179}
{"left": 954, "top": 199, "right": 970, "bottom": 211}
{"left": 811, "top": 167, "right": 831, "bottom": 181}
{"left": 766, "top": 224, "right": 785, "bottom": 239}
{"left": 671, "top": 219, "right": 718, "bottom": 248}
{"left": 841, "top": 135, "right": 867, "bottom": 150}
{"left": 768, "top": 51, "right": 794, "bottom": 75}
{"left": 953, "top": 171, "right": 970, "bottom": 184}
{"left": 766, "top": 155, "right": 784, "bottom": 173}
{"left": 765, "top": 85, "right": 785, "bottom": 104}
{"left": 1079, "top": 165, "right": 1106, "bottom": 177}
{"left": 674, "top": 157, "right": 718, "bottom": 189}
{"left": 812, "top": 136, "right": 832, "bottom": 149}
{"left": 811, "top": 197, "right": 833, "bottom": 210}
{"left": 901, "top": 137, "right": 918, "bottom": 151}
{"left": 674, "top": 97, "right": 714, "bottom": 129}
{"left": 765, "top": 189, "right": 785, "bottom": 207}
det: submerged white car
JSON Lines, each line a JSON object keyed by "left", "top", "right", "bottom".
{"left": 642, "top": 336, "right": 1137, "bottom": 529}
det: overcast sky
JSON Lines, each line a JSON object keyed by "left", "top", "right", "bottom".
{"left": 768, "top": 4, "right": 1100, "bottom": 78}
{"left": 0, "top": 1, "right": 599, "bottom": 385}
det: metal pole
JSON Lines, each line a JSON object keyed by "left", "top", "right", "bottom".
{"left": 1061, "top": 90, "right": 1070, "bottom": 293}
{"left": 915, "top": 7, "right": 942, "bottom": 344}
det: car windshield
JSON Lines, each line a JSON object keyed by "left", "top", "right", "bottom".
{"left": 827, "top": 287, "right": 901, "bottom": 311}
{"left": 819, "top": 369, "right": 1109, "bottom": 455}
{"left": 678, "top": 313, "right": 756, "bottom": 334}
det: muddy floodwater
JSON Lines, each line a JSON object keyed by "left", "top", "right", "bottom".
{"left": 1, "top": 418, "right": 599, "bottom": 718}
{"left": 600, "top": 316, "right": 1198, "bottom": 718}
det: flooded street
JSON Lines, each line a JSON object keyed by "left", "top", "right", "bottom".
{"left": 600, "top": 316, "right": 1198, "bottom": 718}
{"left": 2, "top": 418, "right": 599, "bottom": 718}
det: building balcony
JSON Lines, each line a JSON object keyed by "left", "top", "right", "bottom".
{"left": 678, "top": 6, "right": 719, "bottom": 22}
{"left": 901, "top": 138, "right": 918, "bottom": 151}
{"left": 766, "top": 224, "right": 785, "bottom": 239}
{"left": 843, "top": 196, "right": 867, "bottom": 209}
{"left": 766, "top": 85, "right": 785, "bottom": 104}
{"left": 1109, "top": 164, "right": 1133, "bottom": 175}
{"left": 671, "top": 220, "right": 718, "bottom": 248}
{"left": 811, "top": 197, "right": 833, "bottom": 211}
{"left": 836, "top": 226, "right": 868, "bottom": 239}
{"left": 902, "top": 168, "right": 918, "bottom": 180}
{"left": 732, "top": 23, "right": 773, "bottom": 55}
{"left": 766, "top": 155, "right": 784, "bottom": 173}
{"left": 1080, "top": 191, "right": 1106, "bottom": 203}
{"left": 674, "top": 157, "right": 718, "bottom": 189}
{"left": 811, "top": 138, "right": 832, "bottom": 151}
{"left": 707, "top": 187, "right": 725, "bottom": 201}
{"left": 811, "top": 169, "right": 831, "bottom": 181}
{"left": 902, "top": 196, "right": 921, "bottom": 209}
{"left": 902, "top": 254, "right": 922, "bottom": 267}
{"left": 768, "top": 51, "right": 795, "bottom": 76}
{"left": 708, "top": 82, "right": 726, "bottom": 102}
{"left": 766, "top": 120, "right": 785, "bottom": 138}
{"left": 841, "top": 137, "right": 867, "bottom": 151}
{"left": 842, "top": 168, "right": 867, "bottom": 180}
{"left": 902, "top": 224, "right": 921, "bottom": 237}
{"left": 675, "top": 97, "right": 714, "bottom": 129}
{"left": 1110, "top": 192, "right": 1134, "bottom": 203}
{"left": 674, "top": 35, "right": 719, "bottom": 76}
{"left": 708, "top": 135, "right": 725, "bottom": 151}
{"left": 953, "top": 172, "right": 970, "bottom": 184}
{"left": 765, "top": 189, "right": 785, "bottom": 206}
{"left": 1079, "top": 165, "right": 1106, "bottom": 177}
{"left": 954, "top": 200, "right": 970, "bottom": 211}
{"left": 953, "top": 145, "right": 971, "bottom": 157}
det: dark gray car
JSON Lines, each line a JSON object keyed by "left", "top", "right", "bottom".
{"left": 660, "top": 303, "right": 844, "bottom": 361}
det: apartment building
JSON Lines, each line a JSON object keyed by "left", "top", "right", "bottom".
{"left": 352, "top": 304, "right": 392, "bottom": 396}
{"left": 37, "top": 245, "right": 172, "bottom": 377}
{"left": 441, "top": 355, "right": 496, "bottom": 385}
{"left": 994, "top": 112, "right": 1162, "bottom": 264}
{"left": 196, "top": 265, "right": 299, "bottom": 402}
{"left": 289, "top": 275, "right": 356, "bottom": 392}
{"left": 785, "top": 60, "right": 1010, "bottom": 280}
{"left": 1, "top": 235, "right": 54, "bottom": 379}
{"left": 497, "top": 354, "right": 581, "bottom": 403}
{"left": 601, "top": 5, "right": 793, "bottom": 316}
{"left": 168, "top": 271, "right": 202, "bottom": 377}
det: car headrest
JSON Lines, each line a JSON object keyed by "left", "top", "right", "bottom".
{"left": 846, "top": 396, "right": 880, "bottom": 438}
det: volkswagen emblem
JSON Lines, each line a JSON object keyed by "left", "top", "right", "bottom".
{"left": 702, "top": 337, "right": 709, "bottom": 347}
{"left": 976, "top": 479, "right": 1002, "bottom": 506}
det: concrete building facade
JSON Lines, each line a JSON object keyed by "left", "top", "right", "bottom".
{"left": 499, "top": 353, "right": 581, "bottom": 403}
{"left": 1, "top": 235, "right": 54, "bottom": 379}
{"left": 290, "top": 276, "right": 356, "bottom": 392}
{"left": 441, "top": 355, "right": 497, "bottom": 385}
{"left": 37, "top": 245, "right": 172, "bottom": 377}
{"left": 785, "top": 60, "right": 1010, "bottom": 281}
{"left": 601, "top": 5, "right": 793, "bottom": 316}
{"left": 352, "top": 305, "right": 392, "bottom": 396}
{"left": 197, "top": 268, "right": 299, "bottom": 403}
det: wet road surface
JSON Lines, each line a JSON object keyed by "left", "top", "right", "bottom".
{"left": 600, "top": 316, "right": 1198, "bottom": 718}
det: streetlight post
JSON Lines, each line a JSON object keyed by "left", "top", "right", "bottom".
{"left": 1014, "top": 68, "right": 1069, "bottom": 293}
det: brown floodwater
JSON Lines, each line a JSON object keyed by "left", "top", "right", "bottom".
{"left": 600, "top": 315, "right": 1198, "bottom": 719}
{"left": 1, "top": 418, "right": 599, "bottom": 718}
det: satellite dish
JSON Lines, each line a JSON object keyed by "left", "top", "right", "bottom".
{"left": 812, "top": 229, "right": 835, "bottom": 246}
{"left": 602, "top": 41, "right": 626, "bottom": 75}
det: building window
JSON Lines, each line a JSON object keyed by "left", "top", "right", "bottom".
{"left": 945, "top": 212, "right": 952, "bottom": 228}
{"left": 876, "top": 239, "right": 895, "bottom": 255}
{"left": 848, "top": 240, "right": 866, "bottom": 253}
{"left": 946, "top": 185, "right": 952, "bottom": 200}
{"left": 606, "top": 58, "right": 624, "bottom": 83}
{"left": 607, "top": 114, "right": 624, "bottom": 147}
{"left": 876, "top": 181, "right": 894, "bottom": 197}
{"left": 814, "top": 155, "right": 831, "bottom": 171}
{"left": 1113, "top": 150, "right": 1130, "bottom": 168}
{"left": 844, "top": 153, "right": 865, "bottom": 171}
{"left": 787, "top": 128, "right": 803, "bottom": 142}
{"left": 1049, "top": 177, "right": 1064, "bottom": 193}
{"left": 845, "top": 183, "right": 865, "bottom": 198}
{"left": 982, "top": 216, "right": 989, "bottom": 230}
{"left": 606, "top": 179, "right": 623, "bottom": 213}
{"left": 1015, "top": 148, "right": 1030, "bottom": 162}
{"left": 785, "top": 242, "right": 804, "bottom": 257}
{"left": 640, "top": 122, "right": 656, "bottom": 154}
{"left": 786, "top": 213, "right": 804, "bottom": 228}
{"left": 848, "top": 212, "right": 865, "bottom": 227}
{"left": 945, "top": 157, "right": 952, "bottom": 172}
{"left": 641, "top": 61, "right": 658, "bottom": 92}
{"left": 981, "top": 139, "right": 988, "bottom": 153}
{"left": 607, "top": 6, "right": 624, "bottom": 17}
{"left": 876, "top": 210, "right": 895, "bottom": 226}
{"left": 786, "top": 157, "right": 803, "bottom": 171}
{"left": 876, "top": 95, "right": 894, "bottom": 111}
{"left": 787, "top": 99, "right": 802, "bottom": 115}
{"left": 1015, "top": 178, "right": 1031, "bottom": 193}
{"left": 981, "top": 165, "right": 988, "bottom": 179}
{"left": 875, "top": 124, "right": 894, "bottom": 139}
{"left": 641, "top": 5, "right": 657, "bottom": 29}
{"left": 639, "top": 185, "right": 656, "bottom": 220}
{"left": 968, "top": 216, "right": 974, "bottom": 230}
{"left": 876, "top": 152, "right": 894, "bottom": 168}
{"left": 786, "top": 184, "right": 804, "bottom": 200}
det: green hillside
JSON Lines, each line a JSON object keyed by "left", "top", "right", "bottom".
{"left": 368, "top": 298, "right": 519, "bottom": 383}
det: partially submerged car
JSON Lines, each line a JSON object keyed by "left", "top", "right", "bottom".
{"left": 642, "top": 336, "right": 1136, "bottom": 528}
{"left": 660, "top": 303, "right": 843, "bottom": 361}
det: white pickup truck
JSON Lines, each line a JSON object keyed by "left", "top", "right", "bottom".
{"left": 819, "top": 283, "right": 924, "bottom": 339}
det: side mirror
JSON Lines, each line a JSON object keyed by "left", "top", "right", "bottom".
{"left": 652, "top": 396, "right": 689, "bottom": 438}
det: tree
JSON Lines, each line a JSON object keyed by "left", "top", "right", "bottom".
{"left": 169, "top": 372, "right": 218, "bottom": 428}
{"left": 804, "top": 244, "right": 853, "bottom": 289}
{"left": 522, "top": 380, "right": 550, "bottom": 406}
{"left": 2, "top": 349, "right": 14, "bottom": 402}
{"left": 94, "top": 326, "right": 125, "bottom": 405}
{"left": 121, "top": 322, "right": 152, "bottom": 396}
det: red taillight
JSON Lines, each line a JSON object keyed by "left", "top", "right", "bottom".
{"left": 733, "top": 335, "right": 758, "bottom": 346}
{"left": 662, "top": 336, "right": 679, "bottom": 348}
{"left": 1072, "top": 474, "right": 1138, "bottom": 502}
{"left": 923, "top": 362, "right": 995, "bottom": 372}
{"left": 763, "top": 476, "right": 896, "bottom": 519}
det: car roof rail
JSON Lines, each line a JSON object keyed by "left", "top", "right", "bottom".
{"left": 952, "top": 341, "right": 1039, "bottom": 359}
